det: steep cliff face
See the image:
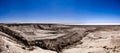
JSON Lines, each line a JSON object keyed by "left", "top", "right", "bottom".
{"left": 0, "top": 23, "right": 120, "bottom": 53}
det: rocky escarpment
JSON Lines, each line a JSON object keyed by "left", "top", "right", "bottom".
{"left": 0, "top": 23, "right": 120, "bottom": 53}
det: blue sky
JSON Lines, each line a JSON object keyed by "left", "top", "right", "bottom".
{"left": 0, "top": 0, "right": 120, "bottom": 24}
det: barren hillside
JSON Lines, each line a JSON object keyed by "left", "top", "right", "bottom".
{"left": 0, "top": 23, "right": 120, "bottom": 53}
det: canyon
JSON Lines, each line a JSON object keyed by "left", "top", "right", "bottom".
{"left": 0, "top": 23, "right": 120, "bottom": 53}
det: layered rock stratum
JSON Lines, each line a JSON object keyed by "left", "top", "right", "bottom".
{"left": 0, "top": 23, "right": 120, "bottom": 53}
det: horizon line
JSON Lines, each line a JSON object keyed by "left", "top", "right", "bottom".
{"left": 0, "top": 22, "right": 120, "bottom": 25}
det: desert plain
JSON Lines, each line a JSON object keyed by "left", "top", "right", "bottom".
{"left": 0, "top": 23, "right": 120, "bottom": 53}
